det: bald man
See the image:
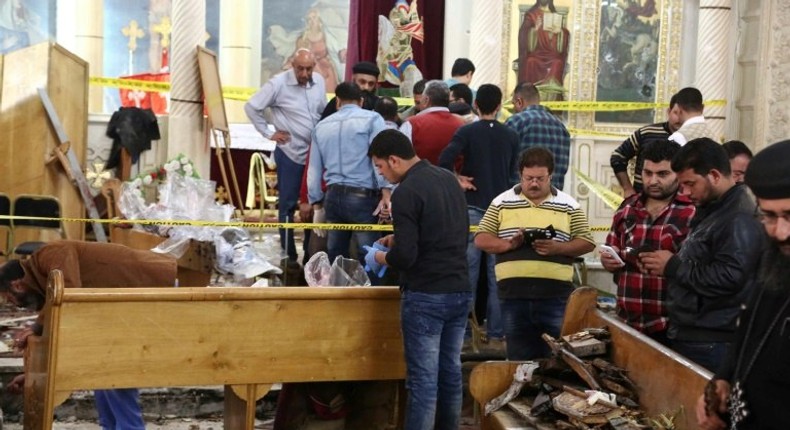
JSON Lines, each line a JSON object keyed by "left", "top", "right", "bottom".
{"left": 245, "top": 49, "right": 327, "bottom": 262}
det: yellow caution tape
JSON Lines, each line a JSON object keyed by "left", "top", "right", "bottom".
{"left": 1, "top": 215, "right": 611, "bottom": 235}
{"left": 573, "top": 168, "right": 624, "bottom": 211}
{"left": 89, "top": 77, "right": 725, "bottom": 113}
{"left": 90, "top": 76, "right": 171, "bottom": 92}
{"left": 567, "top": 128, "right": 631, "bottom": 138}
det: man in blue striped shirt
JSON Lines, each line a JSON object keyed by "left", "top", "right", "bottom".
{"left": 505, "top": 82, "right": 571, "bottom": 190}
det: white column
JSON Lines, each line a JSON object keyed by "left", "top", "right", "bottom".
{"left": 58, "top": 0, "right": 104, "bottom": 113}
{"left": 694, "top": 0, "right": 734, "bottom": 142}
{"left": 468, "top": 0, "right": 504, "bottom": 89}
{"left": 169, "top": 0, "right": 209, "bottom": 178}
{"left": 755, "top": 0, "right": 790, "bottom": 150}
{"left": 442, "top": 0, "right": 472, "bottom": 79}
{"left": 220, "top": 0, "right": 261, "bottom": 123}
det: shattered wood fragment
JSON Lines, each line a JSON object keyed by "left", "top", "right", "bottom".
{"left": 543, "top": 333, "right": 603, "bottom": 390}
{"left": 483, "top": 362, "right": 540, "bottom": 415}
{"left": 562, "top": 334, "right": 607, "bottom": 357}
{"left": 601, "top": 378, "right": 636, "bottom": 400}
{"left": 560, "top": 349, "right": 602, "bottom": 390}
{"left": 552, "top": 391, "right": 623, "bottom": 425}
{"left": 608, "top": 415, "right": 648, "bottom": 430}
{"left": 505, "top": 398, "right": 556, "bottom": 430}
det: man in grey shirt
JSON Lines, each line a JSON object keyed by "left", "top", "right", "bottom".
{"left": 245, "top": 48, "right": 326, "bottom": 262}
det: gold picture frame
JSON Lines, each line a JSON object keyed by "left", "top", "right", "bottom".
{"left": 501, "top": 0, "right": 685, "bottom": 133}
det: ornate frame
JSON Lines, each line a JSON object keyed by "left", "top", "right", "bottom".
{"left": 501, "top": 0, "right": 684, "bottom": 134}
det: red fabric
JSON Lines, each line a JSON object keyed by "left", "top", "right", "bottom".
{"left": 346, "top": 0, "right": 444, "bottom": 82}
{"left": 299, "top": 150, "right": 327, "bottom": 205}
{"left": 605, "top": 193, "right": 696, "bottom": 334}
{"left": 407, "top": 111, "right": 463, "bottom": 165}
{"left": 119, "top": 72, "right": 169, "bottom": 115}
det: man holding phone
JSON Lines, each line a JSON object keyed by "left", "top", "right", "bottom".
{"left": 601, "top": 141, "right": 695, "bottom": 344}
{"left": 475, "top": 147, "right": 595, "bottom": 360}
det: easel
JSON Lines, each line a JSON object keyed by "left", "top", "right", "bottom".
{"left": 196, "top": 46, "right": 244, "bottom": 215}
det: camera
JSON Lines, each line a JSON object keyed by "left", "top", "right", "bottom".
{"left": 522, "top": 224, "right": 556, "bottom": 246}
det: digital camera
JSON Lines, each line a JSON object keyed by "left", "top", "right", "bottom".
{"left": 522, "top": 224, "right": 556, "bottom": 246}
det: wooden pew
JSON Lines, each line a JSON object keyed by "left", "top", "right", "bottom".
{"left": 470, "top": 287, "right": 713, "bottom": 430}
{"left": 24, "top": 270, "right": 405, "bottom": 429}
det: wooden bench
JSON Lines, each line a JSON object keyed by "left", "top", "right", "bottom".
{"left": 470, "top": 287, "right": 713, "bottom": 430}
{"left": 24, "top": 270, "right": 405, "bottom": 429}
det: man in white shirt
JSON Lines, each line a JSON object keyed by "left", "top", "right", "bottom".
{"left": 667, "top": 87, "right": 715, "bottom": 146}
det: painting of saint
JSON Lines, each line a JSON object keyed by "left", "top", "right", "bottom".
{"left": 376, "top": 0, "right": 424, "bottom": 97}
{"left": 265, "top": 0, "right": 349, "bottom": 92}
{"left": 595, "top": 0, "right": 661, "bottom": 123}
{"left": 516, "top": 0, "right": 571, "bottom": 101}
{"left": 0, "top": 0, "right": 52, "bottom": 54}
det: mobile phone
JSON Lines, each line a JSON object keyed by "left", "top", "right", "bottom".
{"left": 599, "top": 244, "right": 625, "bottom": 266}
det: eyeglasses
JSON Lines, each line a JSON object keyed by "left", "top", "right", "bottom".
{"left": 756, "top": 210, "right": 790, "bottom": 225}
{"left": 521, "top": 175, "right": 550, "bottom": 184}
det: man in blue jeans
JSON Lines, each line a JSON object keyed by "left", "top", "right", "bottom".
{"left": 245, "top": 49, "right": 327, "bottom": 262}
{"left": 475, "top": 148, "right": 595, "bottom": 360}
{"left": 438, "top": 84, "right": 519, "bottom": 346}
{"left": 366, "top": 129, "right": 472, "bottom": 429}
{"left": 307, "top": 81, "right": 390, "bottom": 263}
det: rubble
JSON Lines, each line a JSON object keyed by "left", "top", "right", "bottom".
{"left": 484, "top": 328, "right": 673, "bottom": 429}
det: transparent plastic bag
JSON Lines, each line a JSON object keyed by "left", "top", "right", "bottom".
{"left": 329, "top": 256, "right": 371, "bottom": 287}
{"left": 305, "top": 251, "right": 332, "bottom": 287}
{"left": 305, "top": 253, "right": 370, "bottom": 287}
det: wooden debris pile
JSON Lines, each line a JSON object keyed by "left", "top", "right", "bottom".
{"left": 485, "top": 328, "right": 675, "bottom": 429}
{"left": 0, "top": 302, "right": 37, "bottom": 357}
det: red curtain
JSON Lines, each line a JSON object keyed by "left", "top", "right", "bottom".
{"left": 346, "top": 0, "right": 445, "bottom": 85}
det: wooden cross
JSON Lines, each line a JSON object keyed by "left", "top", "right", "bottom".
{"left": 122, "top": 19, "right": 145, "bottom": 52}
{"left": 152, "top": 16, "right": 172, "bottom": 48}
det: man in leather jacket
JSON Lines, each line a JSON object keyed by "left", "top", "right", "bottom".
{"left": 640, "top": 138, "right": 765, "bottom": 371}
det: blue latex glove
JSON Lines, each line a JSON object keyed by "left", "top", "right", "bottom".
{"left": 363, "top": 244, "right": 388, "bottom": 277}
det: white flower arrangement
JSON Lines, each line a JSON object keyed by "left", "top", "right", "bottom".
{"left": 126, "top": 154, "right": 200, "bottom": 190}
{"left": 123, "top": 155, "right": 201, "bottom": 207}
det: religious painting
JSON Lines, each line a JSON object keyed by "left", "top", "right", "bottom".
{"left": 0, "top": 0, "right": 54, "bottom": 54}
{"left": 595, "top": 0, "right": 661, "bottom": 124}
{"left": 376, "top": 0, "right": 424, "bottom": 97}
{"left": 103, "top": 0, "right": 220, "bottom": 114}
{"left": 261, "top": 0, "right": 350, "bottom": 92}
{"left": 504, "top": 0, "right": 573, "bottom": 101}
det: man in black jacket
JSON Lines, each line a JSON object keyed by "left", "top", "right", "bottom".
{"left": 696, "top": 139, "right": 790, "bottom": 430}
{"left": 365, "top": 129, "right": 472, "bottom": 430}
{"left": 640, "top": 138, "right": 764, "bottom": 372}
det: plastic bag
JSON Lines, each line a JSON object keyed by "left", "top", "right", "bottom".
{"left": 305, "top": 252, "right": 371, "bottom": 287}
{"left": 305, "top": 251, "right": 332, "bottom": 287}
{"left": 214, "top": 228, "right": 282, "bottom": 280}
{"left": 330, "top": 256, "right": 371, "bottom": 287}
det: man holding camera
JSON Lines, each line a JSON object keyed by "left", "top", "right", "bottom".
{"left": 601, "top": 141, "right": 695, "bottom": 345}
{"left": 475, "top": 147, "right": 595, "bottom": 360}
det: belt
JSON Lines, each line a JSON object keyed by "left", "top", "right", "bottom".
{"left": 327, "top": 184, "right": 380, "bottom": 198}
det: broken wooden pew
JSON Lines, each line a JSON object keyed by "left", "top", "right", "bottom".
{"left": 24, "top": 270, "right": 405, "bottom": 429}
{"left": 469, "top": 287, "right": 713, "bottom": 430}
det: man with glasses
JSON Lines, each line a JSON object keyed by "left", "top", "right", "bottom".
{"left": 697, "top": 140, "right": 790, "bottom": 429}
{"left": 474, "top": 147, "right": 595, "bottom": 360}
{"left": 640, "top": 138, "right": 764, "bottom": 372}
